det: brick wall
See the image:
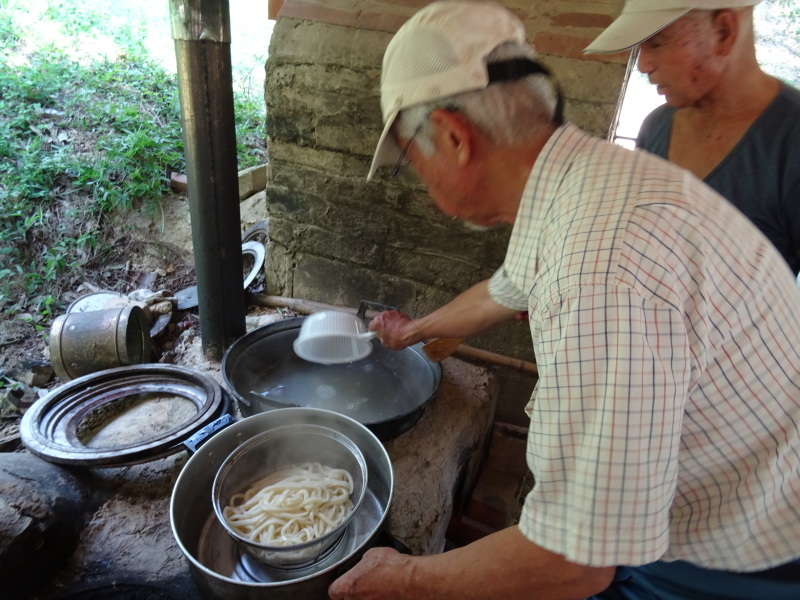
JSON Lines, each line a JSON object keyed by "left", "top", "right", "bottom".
{"left": 262, "top": 0, "right": 627, "bottom": 424}
{"left": 269, "top": 1, "right": 629, "bottom": 133}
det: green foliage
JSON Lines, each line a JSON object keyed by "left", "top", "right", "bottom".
{"left": 235, "top": 91, "right": 269, "bottom": 170}
{"left": 0, "top": 0, "right": 267, "bottom": 318}
{"left": 778, "top": 0, "right": 800, "bottom": 23}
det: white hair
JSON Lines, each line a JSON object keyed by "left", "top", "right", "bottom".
{"left": 394, "top": 41, "right": 561, "bottom": 157}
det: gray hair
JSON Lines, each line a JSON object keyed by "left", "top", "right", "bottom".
{"left": 394, "top": 41, "right": 561, "bottom": 157}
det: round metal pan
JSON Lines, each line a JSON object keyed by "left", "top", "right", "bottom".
{"left": 221, "top": 317, "right": 441, "bottom": 441}
{"left": 20, "top": 364, "right": 228, "bottom": 467}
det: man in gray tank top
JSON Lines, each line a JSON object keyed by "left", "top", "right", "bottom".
{"left": 585, "top": 0, "right": 800, "bottom": 276}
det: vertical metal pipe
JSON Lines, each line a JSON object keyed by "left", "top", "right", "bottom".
{"left": 169, "top": 0, "right": 246, "bottom": 360}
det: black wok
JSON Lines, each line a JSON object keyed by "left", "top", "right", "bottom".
{"left": 221, "top": 316, "right": 441, "bottom": 441}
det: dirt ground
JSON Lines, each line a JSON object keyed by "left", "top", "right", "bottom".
{"left": 0, "top": 189, "right": 272, "bottom": 453}
{"left": 1, "top": 192, "right": 195, "bottom": 374}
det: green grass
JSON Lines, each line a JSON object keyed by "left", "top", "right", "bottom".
{"left": 0, "top": 0, "right": 267, "bottom": 317}
{"left": 779, "top": 0, "right": 800, "bottom": 37}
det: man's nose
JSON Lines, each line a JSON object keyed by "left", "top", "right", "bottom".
{"left": 637, "top": 45, "right": 654, "bottom": 74}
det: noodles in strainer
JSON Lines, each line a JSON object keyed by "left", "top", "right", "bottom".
{"left": 222, "top": 461, "right": 354, "bottom": 546}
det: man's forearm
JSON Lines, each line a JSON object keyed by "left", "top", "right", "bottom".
{"left": 330, "top": 526, "right": 616, "bottom": 600}
{"left": 405, "top": 527, "right": 614, "bottom": 600}
{"left": 411, "top": 280, "right": 521, "bottom": 340}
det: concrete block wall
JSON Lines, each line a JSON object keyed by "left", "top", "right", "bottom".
{"left": 263, "top": 0, "right": 627, "bottom": 423}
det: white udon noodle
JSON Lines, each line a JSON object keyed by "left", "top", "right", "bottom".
{"left": 222, "top": 461, "right": 355, "bottom": 547}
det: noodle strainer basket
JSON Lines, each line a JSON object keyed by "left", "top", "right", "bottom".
{"left": 293, "top": 310, "right": 377, "bottom": 364}
{"left": 211, "top": 422, "right": 368, "bottom": 568}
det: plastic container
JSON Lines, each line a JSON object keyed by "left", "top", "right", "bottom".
{"left": 292, "top": 311, "right": 376, "bottom": 364}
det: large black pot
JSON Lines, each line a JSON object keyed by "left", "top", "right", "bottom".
{"left": 170, "top": 408, "right": 393, "bottom": 600}
{"left": 221, "top": 316, "right": 441, "bottom": 441}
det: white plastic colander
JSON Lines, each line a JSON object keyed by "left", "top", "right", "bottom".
{"left": 293, "top": 311, "right": 377, "bottom": 364}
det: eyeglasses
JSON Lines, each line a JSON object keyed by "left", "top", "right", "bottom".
{"left": 391, "top": 123, "right": 423, "bottom": 176}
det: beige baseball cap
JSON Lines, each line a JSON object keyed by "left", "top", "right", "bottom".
{"left": 584, "top": 0, "right": 762, "bottom": 54}
{"left": 367, "top": 1, "right": 528, "bottom": 180}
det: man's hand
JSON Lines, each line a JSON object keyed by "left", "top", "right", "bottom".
{"left": 368, "top": 310, "right": 417, "bottom": 350}
{"left": 328, "top": 547, "right": 411, "bottom": 600}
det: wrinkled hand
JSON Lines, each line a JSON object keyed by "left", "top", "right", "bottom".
{"left": 328, "top": 547, "right": 410, "bottom": 600}
{"left": 368, "top": 310, "right": 415, "bottom": 350}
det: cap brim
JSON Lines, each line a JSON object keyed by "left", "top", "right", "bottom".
{"left": 367, "top": 110, "right": 401, "bottom": 181}
{"left": 583, "top": 9, "right": 688, "bottom": 54}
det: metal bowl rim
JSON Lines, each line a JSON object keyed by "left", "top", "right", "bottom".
{"left": 211, "top": 422, "right": 369, "bottom": 555}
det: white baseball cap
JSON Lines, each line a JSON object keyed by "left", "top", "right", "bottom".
{"left": 584, "top": 0, "right": 762, "bottom": 54}
{"left": 367, "top": 1, "right": 528, "bottom": 180}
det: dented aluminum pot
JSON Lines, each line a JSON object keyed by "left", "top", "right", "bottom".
{"left": 170, "top": 408, "right": 393, "bottom": 600}
{"left": 49, "top": 305, "right": 151, "bottom": 381}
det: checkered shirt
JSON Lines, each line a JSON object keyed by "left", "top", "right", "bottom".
{"left": 488, "top": 124, "right": 800, "bottom": 571}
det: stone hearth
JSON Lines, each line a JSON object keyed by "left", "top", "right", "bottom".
{"left": 2, "top": 314, "right": 501, "bottom": 600}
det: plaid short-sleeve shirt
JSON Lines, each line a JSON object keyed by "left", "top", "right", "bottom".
{"left": 489, "top": 124, "right": 800, "bottom": 571}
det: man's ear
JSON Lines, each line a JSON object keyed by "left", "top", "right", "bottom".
{"left": 429, "top": 108, "right": 473, "bottom": 167}
{"left": 712, "top": 9, "right": 740, "bottom": 56}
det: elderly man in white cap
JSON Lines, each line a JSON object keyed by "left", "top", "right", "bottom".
{"left": 329, "top": 1, "right": 800, "bottom": 599}
{"left": 586, "top": 1, "right": 800, "bottom": 276}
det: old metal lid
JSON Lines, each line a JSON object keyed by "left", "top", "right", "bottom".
{"left": 20, "top": 364, "right": 229, "bottom": 467}
{"left": 66, "top": 291, "right": 126, "bottom": 313}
